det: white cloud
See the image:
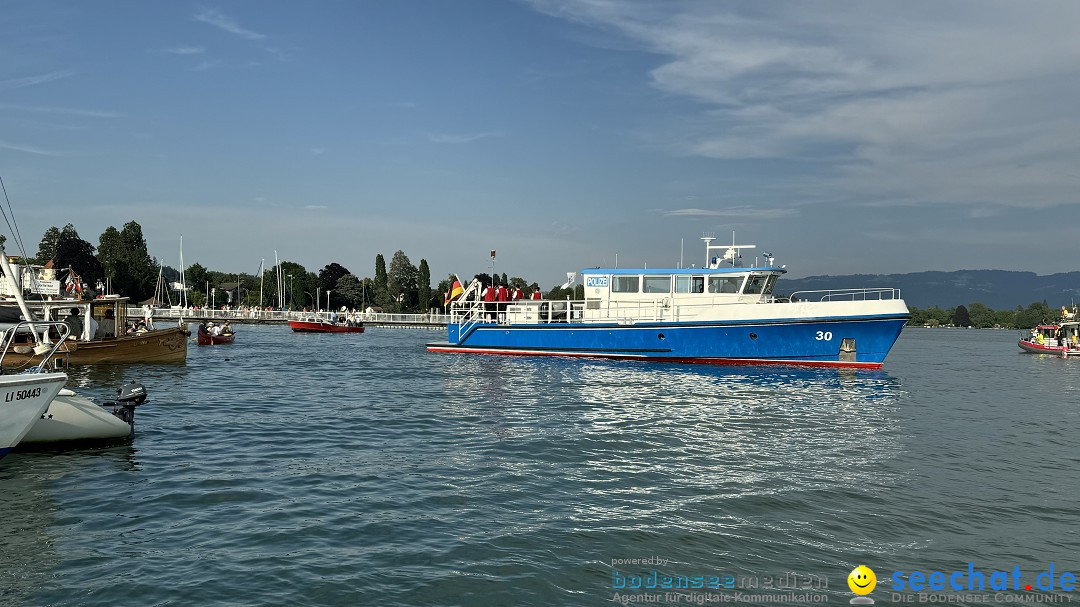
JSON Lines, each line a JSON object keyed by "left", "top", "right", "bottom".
{"left": 427, "top": 131, "right": 505, "bottom": 144}
{"left": 0, "top": 140, "right": 65, "bottom": 156}
{"left": 0, "top": 70, "right": 75, "bottom": 90}
{"left": 0, "top": 103, "right": 118, "bottom": 118}
{"left": 166, "top": 46, "right": 206, "bottom": 55}
{"left": 527, "top": 1, "right": 1080, "bottom": 210}
{"left": 663, "top": 206, "right": 799, "bottom": 220}
{"left": 194, "top": 9, "right": 266, "bottom": 40}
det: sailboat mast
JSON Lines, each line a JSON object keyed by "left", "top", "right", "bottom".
{"left": 178, "top": 235, "right": 187, "bottom": 308}
{"left": 259, "top": 259, "right": 265, "bottom": 309}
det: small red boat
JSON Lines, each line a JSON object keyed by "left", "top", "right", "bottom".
{"left": 197, "top": 323, "right": 236, "bottom": 345}
{"left": 288, "top": 317, "right": 365, "bottom": 333}
{"left": 1018, "top": 322, "right": 1078, "bottom": 355}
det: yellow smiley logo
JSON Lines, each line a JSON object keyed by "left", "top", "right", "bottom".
{"left": 848, "top": 565, "right": 877, "bottom": 595}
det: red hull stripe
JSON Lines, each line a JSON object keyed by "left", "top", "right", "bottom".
{"left": 425, "top": 345, "right": 883, "bottom": 369}
{"left": 1018, "top": 340, "right": 1066, "bottom": 353}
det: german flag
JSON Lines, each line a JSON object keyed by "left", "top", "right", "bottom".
{"left": 444, "top": 277, "right": 464, "bottom": 306}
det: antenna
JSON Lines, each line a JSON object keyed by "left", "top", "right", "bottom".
{"left": 701, "top": 233, "right": 715, "bottom": 268}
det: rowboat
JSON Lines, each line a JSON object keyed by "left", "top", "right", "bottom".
{"left": 288, "top": 316, "right": 365, "bottom": 333}
{"left": 196, "top": 323, "right": 235, "bottom": 345}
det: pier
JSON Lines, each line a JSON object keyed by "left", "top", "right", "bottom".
{"left": 135, "top": 307, "right": 449, "bottom": 330}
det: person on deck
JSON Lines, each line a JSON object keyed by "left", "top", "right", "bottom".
{"left": 86, "top": 311, "right": 99, "bottom": 340}
{"left": 98, "top": 309, "right": 116, "bottom": 338}
{"left": 531, "top": 284, "right": 543, "bottom": 300}
{"left": 512, "top": 286, "right": 523, "bottom": 301}
{"left": 496, "top": 284, "right": 509, "bottom": 320}
{"left": 64, "top": 307, "right": 84, "bottom": 340}
{"left": 142, "top": 304, "right": 155, "bottom": 330}
{"left": 482, "top": 284, "right": 497, "bottom": 321}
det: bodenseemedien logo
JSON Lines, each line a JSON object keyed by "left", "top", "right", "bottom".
{"left": 848, "top": 565, "right": 877, "bottom": 604}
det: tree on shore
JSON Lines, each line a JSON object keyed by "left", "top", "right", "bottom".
{"left": 54, "top": 224, "right": 103, "bottom": 294}
{"left": 36, "top": 226, "right": 62, "bottom": 264}
{"left": 417, "top": 259, "right": 431, "bottom": 313}
{"left": 374, "top": 254, "right": 389, "bottom": 309}
{"left": 318, "top": 263, "right": 351, "bottom": 309}
{"left": 952, "top": 304, "right": 971, "bottom": 327}
{"left": 387, "top": 250, "right": 418, "bottom": 312}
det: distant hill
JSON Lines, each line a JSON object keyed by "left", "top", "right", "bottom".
{"left": 779, "top": 270, "right": 1080, "bottom": 310}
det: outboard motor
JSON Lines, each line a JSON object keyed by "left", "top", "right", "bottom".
{"left": 103, "top": 382, "right": 148, "bottom": 426}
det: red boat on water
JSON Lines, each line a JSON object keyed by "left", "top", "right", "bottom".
{"left": 288, "top": 317, "right": 365, "bottom": 333}
{"left": 1018, "top": 322, "right": 1080, "bottom": 355}
{"left": 197, "top": 322, "right": 236, "bottom": 345}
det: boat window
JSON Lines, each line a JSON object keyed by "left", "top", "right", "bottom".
{"left": 586, "top": 299, "right": 600, "bottom": 309}
{"left": 708, "top": 276, "right": 742, "bottom": 294}
{"left": 743, "top": 275, "right": 769, "bottom": 295}
{"left": 642, "top": 276, "right": 671, "bottom": 294}
{"left": 612, "top": 276, "right": 640, "bottom": 293}
{"left": 675, "top": 276, "right": 704, "bottom": 293}
{"left": 762, "top": 275, "right": 778, "bottom": 295}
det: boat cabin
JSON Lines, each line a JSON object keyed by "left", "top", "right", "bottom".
{"left": 1026, "top": 323, "right": 1080, "bottom": 349}
{"left": 1, "top": 295, "right": 132, "bottom": 342}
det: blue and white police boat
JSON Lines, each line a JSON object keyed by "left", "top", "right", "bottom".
{"left": 427, "top": 237, "right": 910, "bottom": 369}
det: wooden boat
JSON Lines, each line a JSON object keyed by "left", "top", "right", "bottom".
{"left": 288, "top": 316, "right": 365, "bottom": 333}
{"left": 197, "top": 323, "right": 235, "bottom": 345}
{"left": 0, "top": 296, "right": 188, "bottom": 367}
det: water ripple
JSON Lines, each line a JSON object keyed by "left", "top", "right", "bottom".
{"left": 0, "top": 327, "right": 1077, "bottom": 605}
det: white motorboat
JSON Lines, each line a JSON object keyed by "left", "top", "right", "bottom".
{"left": 20, "top": 384, "right": 146, "bottom": 444}
{"left": 0, "top": 372, "right": 68, "bottom": 460}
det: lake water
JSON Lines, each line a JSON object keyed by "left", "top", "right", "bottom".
{"left": 1, "top": 326, "right": 1077, "bottom": 606}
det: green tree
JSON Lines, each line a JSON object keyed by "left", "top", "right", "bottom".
{"left": 96, "top": 221, "right": 156, "bottom": 300}
{"left": 97, "top": 226, "right": 123, "bottom": 294}
{"left": 967, "top": 302, "right": 993, "bottom": 328}
{"left": 994, "top": 308, "right": 1017, "bottom": 328}
{"left": 374, "top": 254, "right": 389, "bottom": 309}
{"left": 54, "top": 225, "right": 103, "bottom": 294}
{"left": 36, "top": 225, "right": 62, "bottom": 264}
{"left": 952, "top": 304, "right": 971, "bottom": 327}
{"left": 335, "top": 274, "right": 365, "bottom": 309}
{"left": 117, "top": 221, "right": 157, "bottom": 301}
{"left": 187, "top": 262, "right": 209, "bottom": 298}
{"left": 318, "top": 263, "right": 351, "bottom": 309}
{"left": 387, "top": 250, "right": 418, "bottom": 312}
{"left": 417, "top": 259, "right": 432, "bottom": 313}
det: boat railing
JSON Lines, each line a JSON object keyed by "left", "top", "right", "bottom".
{"left": 787, "top": 288, "right": 902, "bottom": 302}
{"left": 141, "top": 307, "right": 451, "bottom": 325}
{"left": 0, "top": 321, "right": 72, "bottom": 372}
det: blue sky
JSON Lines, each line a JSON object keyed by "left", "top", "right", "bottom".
{"left": 4, "top": 1, "right": 1080, "bottom": 287}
